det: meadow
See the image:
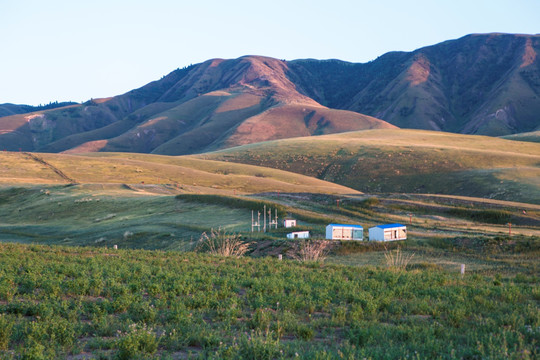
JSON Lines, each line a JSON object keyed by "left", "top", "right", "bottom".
{"left": 0, "top": 243, "right": 538, "bottom": 359}
{"left": 203, "top": 129, "right": 540, "bottom": 203}
{"left": 0, "top": 132, "right": 538, "bottom": 358}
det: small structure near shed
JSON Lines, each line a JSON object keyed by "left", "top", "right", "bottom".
{"left": 283, "top": 218, "right": 297, "bottom": 228}
{"left": 369, "top": 224, "right": 407, "bottom": 242}
{"left": 326, "top": 224, "right": 363, "bottom": 241}
{"left": 287, "top": 231, "right": 310, "bottom": 239}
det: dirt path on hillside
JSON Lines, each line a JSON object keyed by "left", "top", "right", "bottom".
{"left": 23, "top": 152, "right": 76, "bottom": 183}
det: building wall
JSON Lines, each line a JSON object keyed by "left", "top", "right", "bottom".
{"left": 287, "top": 231, "right": 310, "bottom": 239}
{"left": 284, "top": 219, "right": 297, "bottom": 228}
{"left": 326, "top": 225, "right": 363, "bottom": 240}
{"left": 369, "top": 226, "right": 407, "bottom": 241}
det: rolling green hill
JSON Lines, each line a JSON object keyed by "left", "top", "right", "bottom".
{"left": 502, "top": 130, "right": 540, "bottom": 143}
{"left": 202, "top": 129, "right": 540, "bottom": 204}
{"left": 0, "top": 151, "right": 357, "bottom": 195}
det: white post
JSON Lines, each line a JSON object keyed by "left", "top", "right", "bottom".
{"left": 278, "top": 254, "right": 282, "bottom": 261}
{"left": 460, "top": 264, "right": 465, "bottom": 276}
{"left": 113, "top": 245, "right": 118, "bottom": 250}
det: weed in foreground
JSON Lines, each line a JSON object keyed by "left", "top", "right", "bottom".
{"left": 383, "top": 246, "right": 415, "bottom": 270}
{"left": 196, "top": 228, "right": 252, "bottom": 257}
{"left": 289, "top": 239, "right": 330, "bottom": 262}
{"left": 116, "top": 323, "right": 158, "bottom": 360}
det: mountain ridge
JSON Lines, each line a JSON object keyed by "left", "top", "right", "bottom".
{"left": 0, "top": 33, "right": 538, "bottom": 154}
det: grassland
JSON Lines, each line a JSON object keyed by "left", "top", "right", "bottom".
{"left": 502, "top": 130, "right": 540, "bottom": 143}
{"left": 0, "top": 137, "right": 539, "bottom": 358}
{"left": 0, "top": 243, "right": 538, "bottom": 359}
{"left": 202, "top": 129, "right": 540, "bottom": 204}
{"left": 0, "top": 151, "right": 356, "bottom": 195}
{"left": 0, "top": 183, "right": 538, "bottom": 271}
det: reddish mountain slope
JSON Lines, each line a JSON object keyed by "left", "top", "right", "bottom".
{"left": 1, "top": 33, "right": 538, "bottom": 154}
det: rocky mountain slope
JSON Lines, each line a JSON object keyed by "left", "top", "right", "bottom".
{"left": 289, "top": 33, "right": 540, "bottom": 135}
{"left": 0, "top": 33, "right": 538, "bottom": 154}
{"left": 0, "top": 57, "right": 393, "bottom": 154}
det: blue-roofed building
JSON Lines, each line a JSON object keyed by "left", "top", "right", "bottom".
{"left": 369, "top": 224, "right": 407, "bottom": 241}
{"left": 326, "top": 224, "right": 363, "bottom": 240}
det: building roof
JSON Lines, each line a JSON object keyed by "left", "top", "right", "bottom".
{"left": 371, "top": 223, "right": 406, "bottom": 229}
{"left": 327, "top": 224, "right": 363, "bottom": 228}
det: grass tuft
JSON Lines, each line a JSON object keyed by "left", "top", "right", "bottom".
{"left": 289, "top": 239, "right": 330, "bottom": 262}
{"left": 196, "top": 228, "right": 252, "bottom": 257}
{"left": 383, "top": 246, "right": 415, "bottom": 270}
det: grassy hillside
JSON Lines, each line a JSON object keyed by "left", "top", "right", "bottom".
{"left": 0, "top": 151, "right": 357, "bottom": 195}
{"left": 0, "top": 152, "right": 538, "bottom": 358}
{"left": 203, "top": 129, "right": 540, "bottom": 204}
{"left": 502, "top": 130, "right": 540, "bottom": 143}
{"left": 1, "top": 179, "right": 538, "bottom": 254}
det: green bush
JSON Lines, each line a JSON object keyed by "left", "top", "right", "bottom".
{"left": 447, "top": 208, "right": 512, "bottom": 224}
{"left": 116, "top": 323, "right": 158, "bottom": 360}
{"left": 0, "top": 315, "right": 13, "bottom": 350}
{"left": 237, "top": 330, "right": 281, "bottom": 360}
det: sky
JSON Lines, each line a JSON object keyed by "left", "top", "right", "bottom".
{"left": 1, "top": 0, "right": 539, "bottom": 106}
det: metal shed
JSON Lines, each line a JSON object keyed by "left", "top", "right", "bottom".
{"left": 325, "top": 224, "right": 363, "bottom": 240}
{"left": 287, "top": 231, "right": 310, "bottom": 239}
{"left": 283, "top": 219, "right": 297, "bottom": 228}
{"left": 368, "top": 224, "right": 407, "bottom": 241}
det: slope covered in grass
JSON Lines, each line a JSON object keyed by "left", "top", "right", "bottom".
{"left": 502, "top": 130, "right": 540, "bottom": 143}
{"left": 0, "top": 151, "right": 357, "bottom": 195}
{"left": 203, "top": 129, "right": 540, "bottom": 203}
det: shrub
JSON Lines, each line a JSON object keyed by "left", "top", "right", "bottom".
{"left": 0, "top": 315, "right": 13, "bottom": 350}
{"left": 21, "top": 340, "right": 47, "bottom": 360}
{"left": 361, "top": 197, "right": 380, "bottom": 208}
{"left": 196, "top": 228, "right": 251, "bottom": 257}
{"left": 0, "top": 278, "right": 16, "bottom": 302}
{"left": 116, "top": 323, "right": 158, "bottom": 360}
{"left": 383, "top": 246, "right": 414, "bottom": 270}
{"left": 237, "top": 329, "right": 281, "bottom": 360}
{"left": 289, "top": 239, "right": 330, "bottom": 262}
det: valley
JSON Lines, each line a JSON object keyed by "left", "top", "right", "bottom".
{"left": 0, "top": 32, "right": 538, "bottom": 359}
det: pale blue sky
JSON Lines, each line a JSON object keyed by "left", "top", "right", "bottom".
{"left": 1, "top": 0, "right": 539, "bottom": 105}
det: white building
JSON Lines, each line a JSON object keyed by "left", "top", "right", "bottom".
{"left": 283, "top": 219, "right": 297, "bottom": 228}
{"left": 287, "top": 231, "right": 310, "bottom": 239}
{"left": 368, "top": 224, "right": 407, "bottom": 241}
{"left": 325, "top": 224, "right": 363, "bottom": 240}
